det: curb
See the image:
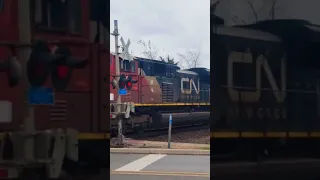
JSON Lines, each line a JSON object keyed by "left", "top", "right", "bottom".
{"left": 110, "top": 148, "right": 210, "bottom": 155}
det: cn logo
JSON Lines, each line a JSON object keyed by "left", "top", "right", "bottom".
{"left": 227, "top": 51, "right": 286, "bottom": 103}
{"left": 181, "top": 78, "right": 200, "bottom": 95}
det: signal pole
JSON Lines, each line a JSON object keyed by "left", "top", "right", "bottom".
{"left": 18, "top": 0, "right": 35, "bottom": 161}
{"left": 112, "top": 20, "right": 123, "bottom": 145}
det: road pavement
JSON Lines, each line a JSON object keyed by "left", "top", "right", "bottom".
{"left": 211, "top": 159, "right": 320, "bottom": 180}
{"left": 110, "top": 153, "right": 210, "bottom": 179}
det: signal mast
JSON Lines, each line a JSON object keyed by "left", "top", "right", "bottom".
{"left": 110, "top": 20, "right": 136, "bottom": 145}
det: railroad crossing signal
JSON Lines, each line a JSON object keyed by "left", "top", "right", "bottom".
{"left": 27, "top": 40, "right": 88, "bottom": 91}
{"left": 51, "top": 44, "right": 88, "bottom": 91}
{"left": 0, "top": 55, "right": 22, "bottom": 87}
{"left": 118, "top": 74, "right": 127, "bottom": 89}
{"left": 119, "top": 37, "right": 134, "bottom": 61}
{"left": 111, "top": 75, "right": 138, "bottom": 90}
{"left": 126, "top": 76, "right": 138, "bottom": 90}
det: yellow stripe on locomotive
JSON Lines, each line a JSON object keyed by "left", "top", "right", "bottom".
{"left": 211, "top": 132, "right": 320, "bottom": 138}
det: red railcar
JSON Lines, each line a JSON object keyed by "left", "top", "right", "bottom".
{"left": 0, "top": 0, "right": 109, "bottom": 167}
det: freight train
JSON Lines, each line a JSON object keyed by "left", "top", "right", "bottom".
{"left": 110, "top": 54, "right": 210, "bottom": 136}
{"left": 211, "top": 19, "right": 320, "bottom": 159}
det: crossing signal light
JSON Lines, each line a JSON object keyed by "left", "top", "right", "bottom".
{"left": 0, "top": 55, "right": 22, "bottom": 87}
{"left": 27, "top": 40, "right": 63, "bottom": 88}
{"left": 126, "top": 76, "right": 137, "bottom": 90}
{"left": 27, "top": 40, "right": 89, "bottom": 91}
{"left": 126, "top": 81, "right": 132, "bottom": 90}
{"left": 51, "top": 44, "right": 88, "bottom": 91}
{"left": 118, "top": 74, "right": 127, "bottom": 89}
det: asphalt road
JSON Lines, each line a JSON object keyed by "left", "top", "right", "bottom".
{"left": 211, "top": 159, "right": 320, "bottom": 180}
{"left": 110, "top": 174, "right": 208, "bottom": 180}
{"left": 110, "top": 153, "right": 210, "bottom": 179}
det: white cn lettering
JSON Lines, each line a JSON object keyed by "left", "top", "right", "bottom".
{"left": 181, "top": 78, "right": 200, "bottom": 95}
{"left": 227, "top": 51, "right": 286, "bottom": 103}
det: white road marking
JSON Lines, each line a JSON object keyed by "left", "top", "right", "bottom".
{"left": 115, "top": 154, "right": 166, "bottom": 171}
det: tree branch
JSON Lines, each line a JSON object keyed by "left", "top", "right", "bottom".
{"left": 178, "top": 50, "right": 201, "bottom": 69}
{"left": 138, "top": 40, "right": 158, "bottom": 59}
{"left": 247, "top": 0, "right": 258, "bottom": 22}
{"left": 268, "top": 0, "right": 277, "bottom": 19}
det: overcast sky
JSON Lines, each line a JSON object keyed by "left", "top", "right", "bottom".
{"left": 214, "top": 0, "right": 320, "bottom": 26}
{"left": 110, "top": 0, "right": 210, "bottom": 69}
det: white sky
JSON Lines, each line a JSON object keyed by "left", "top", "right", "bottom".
{"left": 110, "top": 0, "right": 210, "bottom": 69}
{"left": 214, "top": 0, "right": 320, "bottom": 26}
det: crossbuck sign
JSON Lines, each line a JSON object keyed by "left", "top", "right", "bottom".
{"left": 120, "top": 37, "right": 134, "bottom": 62}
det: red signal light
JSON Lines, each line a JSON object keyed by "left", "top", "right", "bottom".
{"left": 125, "top": 75, "right": 137, "bottom": 90}
{"left": 57, "top": 65, "right": 69, "bottom": 78}
{"left": 51, "top": 45, "right": 88, "bottom": 91}
{"left": 126, "top": 80, "right": 133, "bottom": 90}
{"left": 27, "top": 40, "right": 88, "bottom": 90}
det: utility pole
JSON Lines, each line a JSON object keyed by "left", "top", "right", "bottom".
{"left": 112, "top": 20, "right": 123, "bottom": 145}
{"left": 18, "top": 0, "right": 34, "bottom": 161}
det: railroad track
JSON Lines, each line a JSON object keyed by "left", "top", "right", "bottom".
{"left": 125, "top": 124, "right": 209, "bottom": 139}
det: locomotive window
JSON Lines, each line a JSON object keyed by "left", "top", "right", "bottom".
{"left": 33, "top": 0, "right": 82, "bottom": 34}
{"left": 121, "top": 59, "right": 135, "bottom": 72}
{"left": 183, "top": 80, "right": 190, "bottom": 89}
{"left": 123, "top": 60, "right": 129, "bottom": 71}
{"left": 131, "top": 62, "right": 136, "bottom": 72}
{"left": 68, "top": 0, "right": 82, "bottom": 33}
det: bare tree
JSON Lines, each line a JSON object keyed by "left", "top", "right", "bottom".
{"left": 247, "top": 0, "right": 265, "bottom": 23}
{"left": 210, "top": 0, "right": 220, "bottom": 14}
{"left": 268, "top": 0, "right": 278, "bottom": 20}
{"left": 160, "top": 55, "right": 177, "bottom": 65}
{"left": 159, "top": 56, "right": 165, "bottom": 62}
{"left": 177, "top": 50, "right": 201, "bottom": 69}
{"left": 231, "top": 0, "right": 280, "bottom": 24}
{"left": 231, "top": 15, "right": 247, "bottom": 25}
{"left": 137, "top": 40, "right": 159, "bottom": 60}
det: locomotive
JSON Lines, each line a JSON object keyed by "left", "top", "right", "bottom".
{"left": 211, "top": 19, "right": 320, "bottom": 159}
{"left": 110, "top": 54, "right": 210, "bottom": 135}
{"left": 0, "top": 0, "right": 112, "bottom": 176}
